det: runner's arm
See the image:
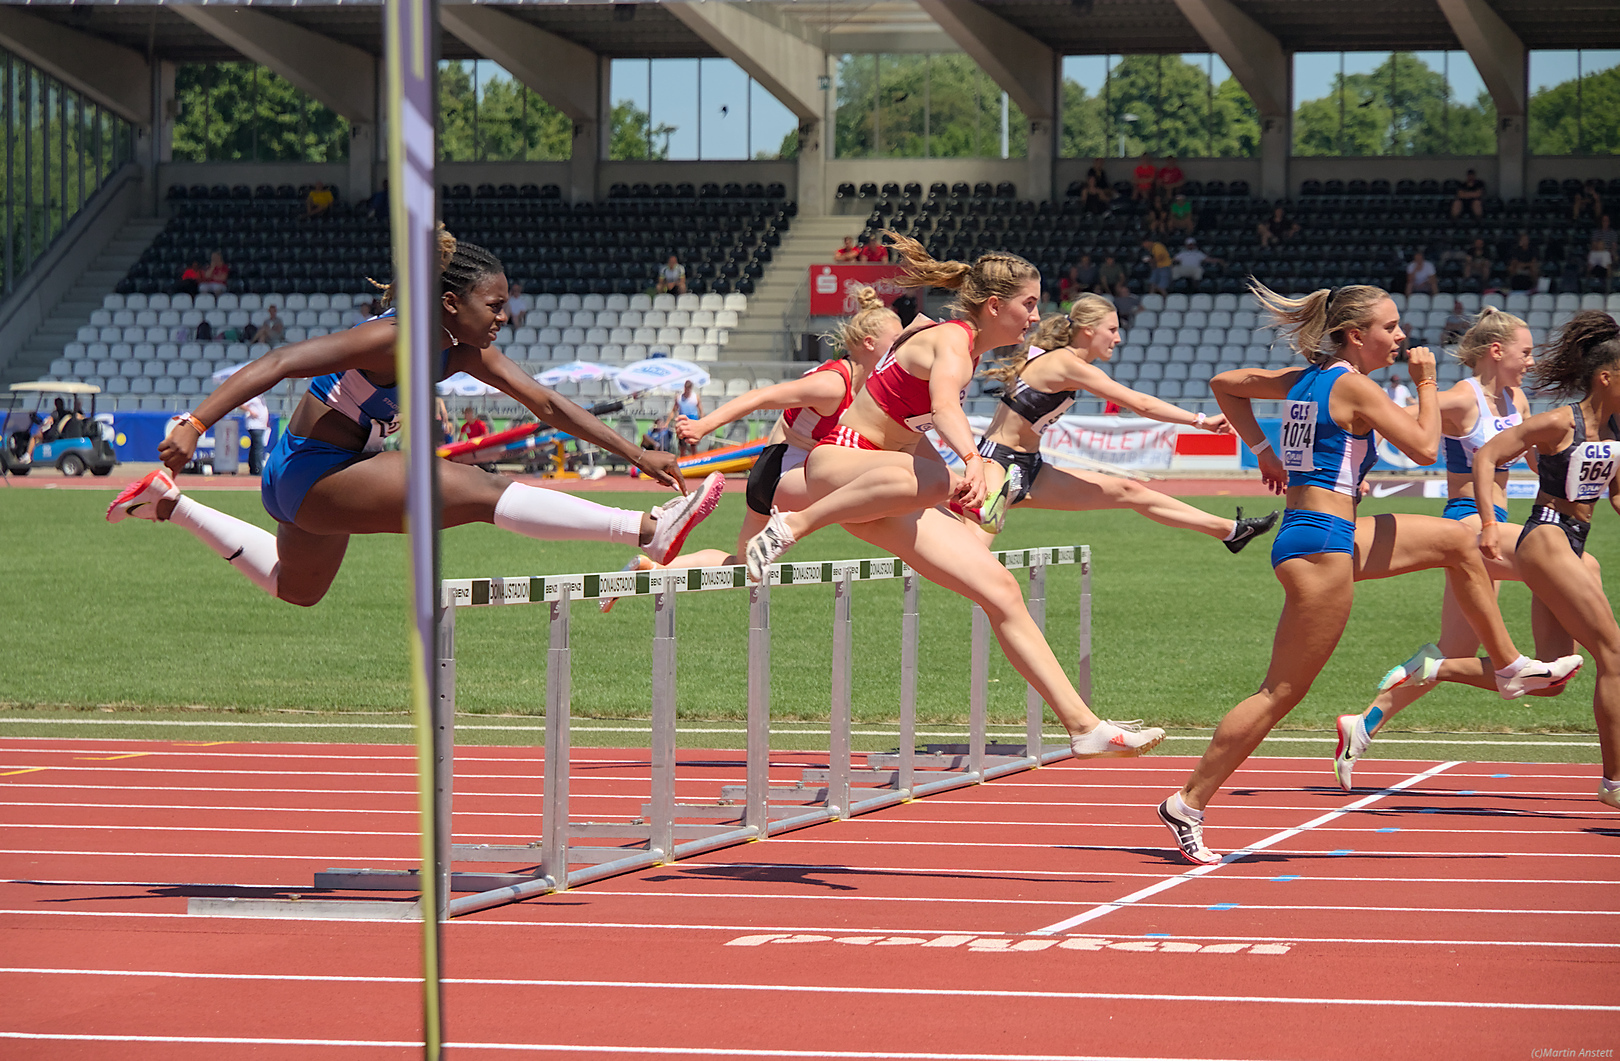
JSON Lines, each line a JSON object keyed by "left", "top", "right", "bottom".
{"left": 926, "top": 341, "right": 987, "bottom": 508}
{"left": 678, "top": 373, "right": 846, "bottom": 443}
{"left": 1473, "top": 411, "right": 1561, "bottom": 559}
{"left": 1345, "top": 348, "right": 1441, "bottom": 465}
{"left": 1065, "top": 359, "right": 1229, "bottom": 431}
{"left": 1210, "top": 365, "right": 1298, "bottom": 494}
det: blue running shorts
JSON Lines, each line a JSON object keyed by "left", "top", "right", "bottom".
{"left": 1442, "top": 496, "right": 1509, "bottom": 524}
{"left": 260, "top": 432, "right": 371, "bottom": 525}
{"left": 1270, "top": 508, "right": 1357, "bottom": 567}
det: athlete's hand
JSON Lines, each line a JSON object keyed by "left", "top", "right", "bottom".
{"left": 635, "top": 449, "right": 687, "bottom": 494}
{"left": 1478, "top": 522, "right": 1503, "bottom": 562}
{"left": 157, "top": 424, "right": 199, "bottom": 475}
{"left": 1258, "top": 447, "right": 1287, "bottom": 495}
{"left": 1405, "top": 346, "right": 1437, "bottom": 385}
{"left": 674, "top": 415, "right": 706, "bottom": 445}
{"left": 1200, "top": 413, "right": 1232, "bottom": 434}
{"left": 950, "top": 455, "right": 988, "bottom": 510}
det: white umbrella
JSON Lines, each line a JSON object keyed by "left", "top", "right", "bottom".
{"left": 534, "top": 360, "right": 618, "bottom": 386}
{"left": 436, "top": 371, "right": 497, "bottom": 397}
{"left": 612, "top": 357, "right": 710, "bottom": 396}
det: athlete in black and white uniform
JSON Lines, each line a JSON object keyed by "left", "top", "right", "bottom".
{"left": 971, "top": 294, "right": 1277, "bottom": 550}
{"left": 1472, "top": 311, "right": 1620, "bottom": 810}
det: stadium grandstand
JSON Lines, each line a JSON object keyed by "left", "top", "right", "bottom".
{"left": 0, "top": 0, "right": 1617, "bottom": 428}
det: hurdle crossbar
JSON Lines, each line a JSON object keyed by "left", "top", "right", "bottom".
{"left": 190, "top": 546, "right": 1091, "bottom": 920}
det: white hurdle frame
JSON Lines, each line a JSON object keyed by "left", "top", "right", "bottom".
{"left": 190, "top": 546, "right": 1090, "bottom": 920}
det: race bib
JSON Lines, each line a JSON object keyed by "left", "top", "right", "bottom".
{"left": 1031, "top": 396, "right": 1076, "bottom": 432}
{"left": 1280, "top": 400, "right": 1317, "bottom": 472}
{"left": 1567, "top": 440, "right": 1617, "bottom": 503}
{"left": 903, "top": 411, "right": 935, "bottom": 433}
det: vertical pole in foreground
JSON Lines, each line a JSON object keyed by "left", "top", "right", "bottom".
{"left": 898, "top": 571, "right": 919, "bottom": 795}
{"left": 650, "top": 579, "right": 677, "bottom": 860}
{"left": 542, "top": 588, "right": 572, "bottom": 889}
{"left": 969, "top": 605, "right": 988, "bottom": 778}
{"left": 828, "top": 574, "right": 853, "bottom": 817}
{"left": 745, "top": 583, "right": 771, "bottom": 830}
{"left": 1077, "top": 546, "right": 1093, "bottom": 703}
{"left": 1025, "top": 562, "right": 1046, "bottom": 759}
{"left": 384, "top": 0, "right": 442, "bottom": 1056}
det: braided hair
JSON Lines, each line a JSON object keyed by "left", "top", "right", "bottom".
{"left": 367, "top": 224, "right": 506, "bottom": 311}
{"left": 1534, "top": 310, "right": 1620, "bottom": 399}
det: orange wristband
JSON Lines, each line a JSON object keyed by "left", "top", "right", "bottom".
{"left": 178, "top": 413, "right": 209, "bottom": 435}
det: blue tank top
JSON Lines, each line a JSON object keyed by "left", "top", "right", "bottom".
{"left": 1442, "top": 377, "right": 1522, "bottom": 474}
{"left": 305, "top": 309, "right": 453, "bottom": 452}
{"left": 1279, "top": 360, "right": 1375, "bottom": 496}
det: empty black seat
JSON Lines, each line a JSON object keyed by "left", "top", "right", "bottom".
{"left": 1323, "top": 179, "right": 1346, "bottom": 195}
{"left": 1369, "top": 179, "right": 1391, "bottom": 195}
{"left": 654, "top": 183, "right": 676, "bottom": 198}
{"left": 1417, "top": 179, "right": 1440, "bottom": 196}
{"left": 858, "top": 182, "right": 879, "bottom": 198}
{"left": 1561, "top": 178, "right": 1584, "bottom": 195}
{"left": 722, "top": 182, "right": 745, "bottom": 197}
{"left": 1536, "top": 179, "right": 1560, "bottom": 197}
{"left": 880, "top": 182, "right": 900, "bottom": 197}
{"left": 766, "top": 182, "right": 787, "bottom": 198}
{"left": 675, "top": 182, "right": 696, "bottom": 198}
{"left": 475, "top": 184, "right": 497, "bottom": 198}
{"left": 974, "top": 181, "right": 994, "bottom": 197}
{"left": 699, "top": 182, "right": 721, "bottom": 198}
{"left": 1395, "top": 180, "right": 1417, "bottom": 196}
{"left": 1228, "top": 180, "right": 1250, "bottom": 198}
{"left": 994, "top": 181, "right": 1015, "bottom": 198}
{"left": 609, "top": 183, "right": 630, "bottom": 198}
{"left": 836, "top": 182, "right": 857, "bottom": 199}
{"left": 632, "top": 182, "right": 654, "bottom": 198}
{"left": 902, "top": 182, "right": 922, "bottom": 198}
{"left": 929, "top": 181, "right": 949, "bottom": 197}
{"left": 744, "top": 182, "right": 765, "bottom": 198}
{"left": 951, "top": 181, "right": 971, "bottom": 197}
{"left": 167, "top": 184, "right": 187, "bottom": 200}
{"left": 520, "top": 184, "right": 542, "bottom": 198}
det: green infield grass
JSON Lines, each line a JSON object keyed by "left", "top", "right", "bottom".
{"left": 2, "top": 486, "right": 1613, "bottom": 761}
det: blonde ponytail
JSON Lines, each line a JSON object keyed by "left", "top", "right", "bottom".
{"left": 883, "top": 229, "right": 1040, "bottom": 322}
{"left": 983, "top": 295, "right": 1116, "bottom": 385}
{"left": 1453, "top": 304, "right": 1529, "bottom": 370}
{"left": 831, "top": 285, "right": 900, "bottom": 358}
{"left": 1249, "top": 280, "right": 1389, "bottom": 365}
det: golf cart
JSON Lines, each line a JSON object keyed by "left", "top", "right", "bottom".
{"left": 2, "top": 381, "right": 118, "bottom": 477}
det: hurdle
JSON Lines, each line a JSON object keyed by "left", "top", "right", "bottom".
{"left": 189, "top": 545, "right": 1090, "bottom": 919}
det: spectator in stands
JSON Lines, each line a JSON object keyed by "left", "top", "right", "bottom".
{"left": 1132, "top": 155, "right": 1158, "bottom": 202}
{"left": 1256, "top": 206, "right": 1299, "bottom": 248}
{"left": 1054, "top": 264, "right": 1081, "bottom": 306}
{"left": 458, "top": 406, "right": 489, "bottom": 442}
{"left": 506, "top": 281, "right": 529, "bottom": 328}
{"left": 198, "top": 251, "right": 230, "bottom": 295}
{"left": 1079, "top": 174, "right": 1111, "bottom": 215}
{"left": 1073, "top": 253, "right": 1099, "bottom": 295}
{"left": 195, "top": 317, "right": 214, "bottom": 342}
{"left": 1110, "top": 281, "right": 1142, "bottom": 330}
{"left": 833, "top": 236, "right": 861, "bottom": 263}
{"left": 1404, "top": 249, "right": 1439, "bottom": 297}
{"left": 1097, "top": 253, "right": 1126, "bottom": 294}
{"left": 435, "top": 397, "right": 454, "bottom": 446}
{"left": 671, "top": 380, "right": 705, "bottom": 457}
{"left": 239, "top": 395, "right": 269, "bottom": 476}
{"left": 1588, "top": 237, "right": 1612, "bottom": 282}
{"left": 1086, "top": 157, "right": 1110, "bottom": 191}
{"left": 1144, "top": 196, "right": 1171, "bottom": 236}
{"left": 239, "top": 320, "right": 258, "bottom": 344}
{"left": 640, "top": 414, "right": 675, "bottom": 453}
{"left": 1507, "top": 233, "right": 1541, "bottom": 291}
{"left": 1171, "top": 238, "right": 1222, "bottom": 285}
{"left": 1571, "top": 179, "right": 1604, "bottom": 221}
{"left": 258, "top": 304, "right": 285, "bottom": 346}
{"left": 1156, "top": 156, "right": 1185, "bottom": 197}
{"left": 1450, "top": 169, "right": 1486, "bottom": 218}
{"left": 657, "top": 254, "right": 687, "bottom": 295}
{"left": 1464, "top": 237, "right": 1494, "bottom": 285}
{"left": 1593, "top": 214, "right": 1617, "bottom": 257}
{"left": 304, "top": 181, "right": 334, "bottom": 219}
{"left": 1383, "top": 366, "right": 1413, "bottom": 409}
{"left": 1140, "top": 237, "right": 1172, "bottom": 296}
{"left": 1441, "top": 300, "right": 1472, "bottom": 344}
{"left": 858, "top": 234, "right": 890, "bottom": 263}
{"left": 1168, "top": 193, "right": 1195, "bottom": 235}
{"left": 177, "top": 260, "right": 203, "bottom": 296}
{"left": 366, "top": 180, "right": 388, "bottom": 220}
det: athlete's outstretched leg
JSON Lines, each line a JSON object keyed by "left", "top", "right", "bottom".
{"left": 108, "top": 468, "right": 285, "bottom": 600}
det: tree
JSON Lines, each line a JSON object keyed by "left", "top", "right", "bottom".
{"left": 1529, "top": 64, "right": 1620, "bottom": 155}
{"left": 835, "top": 53, "right": 1026, "bottom": 159}
{"left": 1061, "top": 78, "right": 1106, "bottom": 159}
{"left": 1291, "top": 53, "right": 1495, "bottom": 156}
{"left": 608, "top": 98, "right": 675, "bottom": 161}
{"left": 173, "top": 62, "right": 348, "bottom": 163}
{"left": 1062, "top": 56, "right": 1257, "bottom": 159}
{"left": 438, "top": 61, "right": 572, "bottom": 161}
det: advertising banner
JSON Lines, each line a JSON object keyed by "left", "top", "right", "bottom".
{"left": 808, "top": 264, "right": 910, "bottom": 316}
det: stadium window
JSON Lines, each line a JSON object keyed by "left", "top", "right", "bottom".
{"left": 608, "top": 58, "right": 797, "bottom": 161}
{"left": 437, "top": 60, "right": 570, "bottom": 162}
{"left": 0, "top": 49, "right": 134, "bottom": 295}
{"left": 1529, "top": 50, "right": 1620, "bottom": 155}
{"left": 835, "top": 53, "right": 1026, "bottom": 159}
{"left": 1291, "top": 51, "right": 1495, "bottom": 156}
{"left": 173, "top": 62, "right": 348, "bottom": 163}
{"left": 1060, "top": 54, "right": 1257, "bottom": 159}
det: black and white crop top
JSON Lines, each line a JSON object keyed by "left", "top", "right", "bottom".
{"left": 1536, "top": 403, "right": 1619, "bottom": 503}
{"left": 999, "top": 347, "right": 1075, "bottom": 431}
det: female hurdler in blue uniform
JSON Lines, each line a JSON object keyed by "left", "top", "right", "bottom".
{"left": 1157, "top": 282, "right": 1582, "bottom": 864}
{"left": 1333, "top": 307, "right": 1597, "bottom": 789}
{"left": 106, "top": 229, "right": 723, "bottom": 605}
{"left": 1473, "top": 311, "right": 1620, "bottom": 809}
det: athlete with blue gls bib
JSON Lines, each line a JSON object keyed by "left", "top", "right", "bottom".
{"left": 1156, "top": 281, "right": 1582, "bottom": 866}
{"left": 1472, "top": 311, "right": 1620, "bottom": 811}
{"left": 1335, "top": 306, "right": 1599, "bottom": 790}
{"left": 107, "top": 227, "right": 724, "bottom": 606}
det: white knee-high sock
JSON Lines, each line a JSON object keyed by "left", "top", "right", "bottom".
{"left": 169, "top": 495, "right": 281, "bottom": 598}
{"left": 492, "top": 482, "right": 642, "bottom": 545}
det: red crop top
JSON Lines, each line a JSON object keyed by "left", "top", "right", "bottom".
{"left": 863, "top": 319, "right": 976, "bottom": 433}
{"left": 781, "top": 358, "right": 855, "bottom": 444}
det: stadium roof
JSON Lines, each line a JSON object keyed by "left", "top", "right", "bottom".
{"left": 15, "top": 0, "right": 1620, "bottom": 63}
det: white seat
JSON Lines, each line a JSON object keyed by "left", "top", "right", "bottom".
{"left": 1581, "top": 293, "right": 1606, "bottom": 310}
{"left": 284, "top": 294, "right": 308, "bottom": 311}
{"left": 571, "top": 311, "right": 595, "bottom": 328}
{"left": 680, "top": 327, "right": 705, "bottom": 344}
{"left": 595, "top": 310, "right": 619, "bottom": 329}
{"left": 557, "top": 294, "right": 582, "bottom": 310}
{"left": 691, "top": 310, "right": 715, "bottom": 328}
{"left": 112, "top": 309, "right": 135, "bottom": 326}
{"left": 98, "top": 327, "right": 120, "bottom": 342}
{"left": 644, "top": 310, "right": 668, "bottom": 328}
{"left": 1188, "top": 294, "right": 1214, "bottom": 311}
{"left": 620, "top": 310, "right": 644, "bottom": 328}
{"left": 657, "top": 327, "right": 681, "bottom": 345}
{"left": 1175, "top": 328, "right": 1200, "bottom": 346}
{"left": 675, "top": 294, "right": 700, "bottom": 312}
{"left": 586, "top": 328, "right": 611, "bottom": 345}
{"left": 110, "top": 343, "right": 134, "bottom": 360}
{"left": 159, "top": 310, "right": 181, "bottom": 327}
{"left": 177, "top": 378, "right": 200, "bottom": 396}
{"left": 1158, "top": 310, "right": 1183, "bottom": 328}
{"left": 103, "top": 294, "right": 125, "bottom": 310}
{"left": 723, "top": 294, "right": 748, "bottom": 313}
{"left": 284, "top": 326, "right": 308, "bottom": 343}
{"left": 130, "top": 377, "right": 153, "bottom": 395}
{"left": 1555, "top": 293, "right": 1579, "bottom": 311}
{"left": 576, "top": 344, "right": 600, "bottom": 361}
{"left": 1137, "top": 362, "right": 1164, "bottom": 381}
{"left": 63, "top": 341, "right": 86, "bottom": 360}
{"left": 514, "top": 327, "right": 539, "bottom": 344}
{"left": 700, "top": 381, "right": 724, "bottom": 399}
{"left": 1608, "top": 293, "right": 1620, "bottom": 312}
{"left": 193, "top": 293, "right": 216, "bottom": 310}
{"left": 95, "top": 359, "right": 118, "bottom": 376}
{"left": 1111, "top": 362, "right": 1138, "bottom": 383}
{"left": 90, "top": 310, "right": 112, "bottom": 327}
{"left": 725, "top": 377, "right": 751, "bottom": 396}
{"left": 1157, "top": 379, "right": 1183, "bottom": 399}
{"left": 599, "top": 343, "right": 625, "bottom": 362}
{"left": 295, "top": 310, "right": 319, "bottom": 327}
{"left": 531, "top": 293, "right": 558, "bottom": 312}
{"left": 538, "top": 327, "right": 562, "bottom": 345}
{"left": 306, "top": 294, "right": 330, "bottom": 311}
{"left": 1149, "top": 328, "right": 1175, "bottom": 346}
{"left": 552, "top": 344, "right": 577, "bottom": 361}
{"left": 105, "top": 377, "right": 130, "bottom": 395}
{"left": 239, "top": 294, "right": 262, "bottom": 311}
{"left": 1207, "top": 310, "right": 1232, "bottom": 329}
{"left": 629, "top": 294, "right": 653, "bottom": 311}
{"left": 705, "top": 328, "right": 729, "bottom": 346}
{"left": 86, "top": 343, "right": 109, "bottom": 360}
{"left": 1530, "top": 293, "right": 1555, "bottom": 311}
{"left": 667, "top": 310, "right": 691, "bottom": 328}
{"left": 634, "top": 330, "right": 658, "bottom": 353}
{"left": 714, "top": 310, "right": 738, "bottom": 328}
{"left": 1184, "top": 310, "right": 1208, "bottom": 328}
{"left": 121, "top": 327, "right": 144, "bottom": 343}
{"left": 153, "top": 377, "right": 177, "bottom": 395}
{"left": 135, "top": 310, "right": 158, "bottom": 327}
{"left": 609, "top": 328, "right": 634, "bottom": 345}
{"left": 76, "top": 326, "right": 98, "bottom": 343}
{"left": 605, "top": 294, "right": 630, "bottom": 311}
{"left": 191, "top": 362, "right": 213, "bottom": 378}
{"left": 624, "top": 343, "right": 648, "bottom": 361}
{"left": 318, "top": 310, "right": 342, "bottom": 327}
{"left": 695, "top": 343, "right": 719, "bottom": 362}
{"left": 49, "top": 358, "right": 72, "bottom": 375}
{"left": 652, "top": 294, "right": 676, "bottom": 311}
{"left": 226, "top": 343, "right": 249, "bottom": 361}
{"left": 125, "top": 294, "right": 148, "bottom": 310}
{"left": 561, "top": 327, "right": 586, "bottom": 345}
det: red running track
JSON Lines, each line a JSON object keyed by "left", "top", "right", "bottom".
{"left": 2, "top": 736, "right": 1617, "bottom": 1060}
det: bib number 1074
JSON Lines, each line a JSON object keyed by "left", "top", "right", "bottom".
{"left": 1281, "top": 401, "right": 1317, "bottom": 472}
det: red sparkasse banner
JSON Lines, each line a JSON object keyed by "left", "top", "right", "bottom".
{"left": 808, "top": 263, "right": 909, "bottom": 315}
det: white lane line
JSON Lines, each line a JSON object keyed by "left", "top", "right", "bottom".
{"left": 1, "top": 969, "right": 1615, "bottom": 1012}
{"left": 4, "top": 909, "right": 1618, "bottom": 950}
{"left": 0, "top": 1034, "right": 1294, "bottom": 1060}
{"left": 1030, "top": 761, "right": 1465, "bottom": 936}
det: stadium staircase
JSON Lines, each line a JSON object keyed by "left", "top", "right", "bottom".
{"left": 720, "top": 214, "right": 854, "bottom": 364}
{"left": 2, "top": 217, "right": 166, "bottom": 390}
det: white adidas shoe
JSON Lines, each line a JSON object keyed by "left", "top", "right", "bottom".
{"left": 1070, "top": 719, "right": 1166, "bottom": 760}
{"left": 106, "top": 468, "right": 180, "bottom": 524}
{"left": 643, "top": 472, "right": 724, "bottom": 565}
{"left": 744, "top": 507, "right": 796, "bottom": 584}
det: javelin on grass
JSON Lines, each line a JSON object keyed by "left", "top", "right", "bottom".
{"left": 1038, "top": 446, "right": 1159, "bottom": 481}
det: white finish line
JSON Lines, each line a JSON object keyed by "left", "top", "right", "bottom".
{"left": 1030, "top": 761, "right": 1465, "bottom": 935}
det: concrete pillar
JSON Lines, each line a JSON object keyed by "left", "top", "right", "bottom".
{"left": 136, "top": 61, "right": 175, "bottom": 214}
{"left": 1437, "top": 0, "right": 1527, "bottom": 199}
{"left": 1172, "top": 0, "right": 1291, "bottom": 199}
{"left": 348, "top": 121, "right": 376, "bottom": 204}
